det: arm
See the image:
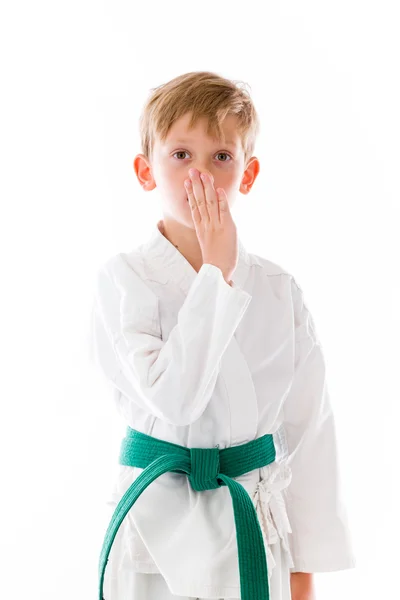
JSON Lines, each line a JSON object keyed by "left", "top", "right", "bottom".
{"left": 90, "top": 254, "right": 252, "bottom": 426}
{"left": 290, "top": 572, "right": 315, "bottom": 600}
{"left": 283, "top": 276, "right": 356, "bottom": 573}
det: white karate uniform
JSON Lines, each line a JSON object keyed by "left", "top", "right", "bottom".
{"left": 90, "top": 219, "right": 356, "bottom": 600}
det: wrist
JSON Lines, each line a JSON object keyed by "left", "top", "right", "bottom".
{"left": 290, "top": 572, "right": 315, "bottom": 600}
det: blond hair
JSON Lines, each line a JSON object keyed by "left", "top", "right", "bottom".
{"left": 139, "top": 71, "right": 260, "bottom": 166}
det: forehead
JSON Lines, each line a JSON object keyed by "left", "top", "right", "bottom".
{"left": 160, "top": 113, "right": 241, "bottom": 148}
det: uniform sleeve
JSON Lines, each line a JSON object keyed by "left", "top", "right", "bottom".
{"left": 283, "top": 276, "right": 356, "bottom": 573}
{"left": 90, "top": 255, "right": 252, "bottom": 426}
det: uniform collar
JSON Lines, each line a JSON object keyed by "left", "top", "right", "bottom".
{"left": 139, "top": 219, "right": 254, "bottom": 295}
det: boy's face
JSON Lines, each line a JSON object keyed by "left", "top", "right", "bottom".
{"left": 134, "top": 111, "right": 259, "bottom": 230}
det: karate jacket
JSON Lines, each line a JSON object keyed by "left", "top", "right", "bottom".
{"left": 89, "top": 219, "right": 356, "bottom": 598}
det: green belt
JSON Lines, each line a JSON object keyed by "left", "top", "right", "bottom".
{"left": 98, "top": 427, "right": 277, "bottom": 600}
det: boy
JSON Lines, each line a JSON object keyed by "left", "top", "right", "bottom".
{"left": 91, "top": 71, "right": 356, "bottom": 600}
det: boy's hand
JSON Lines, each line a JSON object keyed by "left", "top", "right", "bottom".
{"left": 184, "top": 168, "right": 238, "bottom": 285}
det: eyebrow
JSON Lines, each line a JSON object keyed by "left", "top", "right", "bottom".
{"left": 170, "top": 138, "right": 237, "bottom": 147}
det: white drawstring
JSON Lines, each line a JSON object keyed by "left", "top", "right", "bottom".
{"left": 252, "top": 462, "right": 295, "bottom": 580}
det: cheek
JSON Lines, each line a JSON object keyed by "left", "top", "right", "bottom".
{"left": 156, "top": 166, "right": 183, "bottom": 190}
{"left": 219, "top": 173, "right": 240, "bottom": 192}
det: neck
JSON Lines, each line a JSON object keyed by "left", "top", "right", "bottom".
{"left": 158, "top": 218, "right": 203, "bottom": 273}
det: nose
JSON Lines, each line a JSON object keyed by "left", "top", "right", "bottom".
{"left": 191, "top": 169, "right": 214, "bottom": 184}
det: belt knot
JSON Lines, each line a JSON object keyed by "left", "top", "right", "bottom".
{"left": 188, "top": 447, "right": 221, "bottom": 491}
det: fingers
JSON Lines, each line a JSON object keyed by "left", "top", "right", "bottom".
{"left": 188, "top": 169, "right": 209, "bottom": 222}
{"left": 185, "top": 178, "right": 201, "bottom": 226}
{"left": 199, "top": 172, "right": 220, "bottom": 222}
{"left": 184, "top": 169, "right": 220, "bottom": 224}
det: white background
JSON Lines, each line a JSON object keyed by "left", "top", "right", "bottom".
{"left": 1, "top": 1, "right": 399, "bottom": 598}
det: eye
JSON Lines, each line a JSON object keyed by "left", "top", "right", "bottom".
{"left": 173, "top": 151, "right": 190, "bottom": 160}
{"left": 215, "top": 152, "right": 232, "bottom": 162}
{"left": 172, "top": 150, "right": 232, "bottom": 162}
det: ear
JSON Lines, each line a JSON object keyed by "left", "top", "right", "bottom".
{"left": 239, "top": 157, "right": 260, "bottom": 194}
{"left": 133, "top": 154, "right": 156, "bottom": 191}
